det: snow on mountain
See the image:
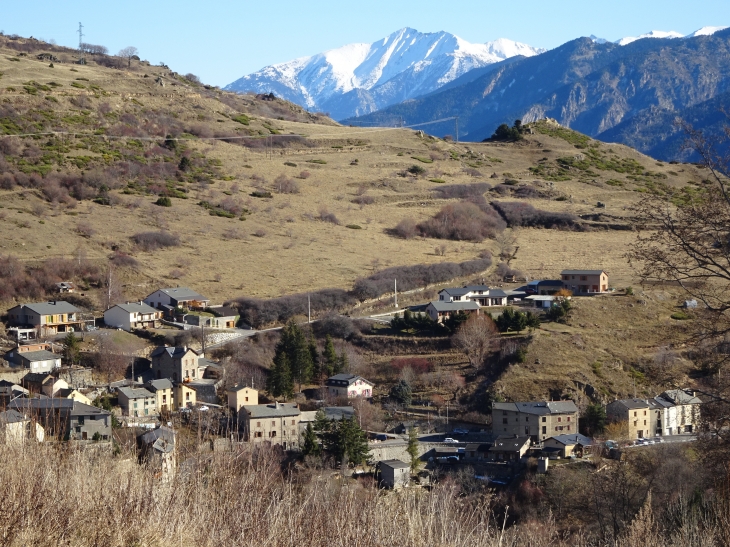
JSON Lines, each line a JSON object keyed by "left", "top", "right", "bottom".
{"left": 616, "top": 30, "right": 684, "bottom": 46}
{"left": 685, "top": 26, "right": 728, "bottom": 38}
{"left": 224, "top": 28, "right": 544, "bottom": 120}
{"left": 589, "top": 35, "right": 608, "bottom": 44}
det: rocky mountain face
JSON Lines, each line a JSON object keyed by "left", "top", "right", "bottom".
{"left": 224, "top": 28, "right": 543, "bottom": 121}
{"left": 344, "top": 29, "right": 730, "bottom": 160}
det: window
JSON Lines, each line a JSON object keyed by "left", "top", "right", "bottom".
{"left": 525, "top": 427, "right": 529, "bottom": 434}
{"left": 271, "top": 421, "right": 276, "bottom": 426}
{"left": 525, "top": 417, "right": 529, "bottom": 422}
{"left": 185, "top": 392, "right": 190, "bottom": 401}
{"left": 292, "top": 430, "right": 296, "bottom": 437}
{"left": 558, "top": 417, "right": 562, "bottom": 422}
{"left": 634, "top": 411, "right": 637, "bottom": 417}
{"left": 503, "top": 411, "right": 507, "bottom": 415}
{"left": 542, "top": 417, "right": 546, "bottom": 423}
{"left": 255, "top": 431, "right": 262, "bottom": 438}
{"left": 503, "top": 418, "right": 507, "bottom": 425}
{"left": 643, "top": 411, "right": 647, "bottom": 416}
{"left": 270, "top": 431, "right": 277, "bottom": 438}
{"left": 245, "top": 397, "right": 248, "bottom": 402}
{"left": 644, "top": 420, "right": 646, "bottom": 425}
{"left": 567, "top": 417, "right": 571, "bottom": 422}
{"left": 134, "top": 402, "right": 138, "bottom": 409}
{"left": 162, "top": 395, "right": 166, "bottom": 403}
{"left": 291, "top": 419, "right": 295, "bottom": 425}
{"left": 542, "top": 426, "right": 546, "bottom": 434}
{"left": 567, "top": 425, "right": 570, "bottom": 431}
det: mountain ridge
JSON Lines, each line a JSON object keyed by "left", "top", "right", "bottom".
{"left": 224, "top": 28, "right": 543, "bottom": 120}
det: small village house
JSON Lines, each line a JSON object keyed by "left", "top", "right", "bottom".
{"left": 54, "top": 387, "right": 92, "bottom": 406}
{"left": 0, "top": 410, "right": 34, "bottom": 445}
{"left": 426, "top": 301, "right": 480, "bottom": 323}
{"left": 145, "top": 379, "right": 174, "bottom": 413}
{"left": 561, "top": 270, "right": 609, "bottom": 295}
{"left": 493, "top": 401, "right": 579, "bottom": 442}
{"left": 239, "top": 402, "right": 301, "bottom": 450}
{"left": 174, "top": 383, "right": 197, "bottom": 409}
{"left": 104, "top": 302, "right": 162, "bottom": 332}
{"left": 143, "top": 287, "right": 210, "bottom": 319}
{"left": 7, "top": 301, "right": 92, "bottom": 335}
{"left": 185, "top": 306, "right": 240, "bottom": 329}
{"left": 118, "top": 386, "right": 158, "bottom": 418}
{"left": 150, "top": 346, "right": 210, "bottom": 382}
{"left": 438, "top": 286, "right": 508, "bottom": 307}
{"left": 489, "top": 435, "right": 531, "bottom": 461}
{"left": 606, "top": 399, "right": 653, "bottom": 439}
{"left": 15, "top": 350, "right": 61, "bottom": 373}
{"left": 542, "top": 433, "right": 594, "bottom": 458}
{"left": 379, "top": 459, "right": 410, "bottom": 489}
{"left": 137, "top": 427, "right": 176, "bottom": 480}
{"left": 21, "top": 373, "right": 68, "bottom": 397}
{"left": 659, "top": 389, "right": 702, "bottom": 433}
{"left": 227, "top": 385, "right": 259, "bottom": 414}
{"left": 325, "top": 374, "right": 374, "bottom": 399}
{"left": 55, "top": 282, "right": 76, "bottom": 293}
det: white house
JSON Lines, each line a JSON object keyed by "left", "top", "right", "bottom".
{"left": 325, "top": 374, "right": 374, "bottom": 399}
{"left": 104, "top": 302, "right": 162, "bottom": 332}
{"left": 525, "top": 295, "right": 558, "bottom": 309}
{"left": 438, "top": 286, "right": 508, "bottom": 307}
{"left": 17, "top": 350, "right": 62, "bottom": 373}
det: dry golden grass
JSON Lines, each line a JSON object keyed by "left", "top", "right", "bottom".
{"left": 0, "top": 42, "right": 707, "bottom": 307}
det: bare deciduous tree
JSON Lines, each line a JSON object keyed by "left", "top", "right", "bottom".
{"left": 452, "top": 314, "right": 498, "bottom": 368}
{"left": 117, "top": 46, "right": 138, "bottom": 67}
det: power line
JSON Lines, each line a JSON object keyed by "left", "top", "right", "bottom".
{"left": 77, "top": 22, "right": 84, "bottom": 50}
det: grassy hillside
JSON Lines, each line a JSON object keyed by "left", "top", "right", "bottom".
{"left": 0, "top": 35, "right": 710, "bottom": 403}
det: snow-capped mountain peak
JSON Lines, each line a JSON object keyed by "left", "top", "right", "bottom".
{"left": 616, "top": 30, "right": 684, "bottom": 46}
{"left": 686, "top": 26, "right": 728, "bottom": 38}
{"left": 224, "top": 28, "right": 544, "bottom": 120}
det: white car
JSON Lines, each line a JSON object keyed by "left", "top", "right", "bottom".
{"left": 199, "top": 406, "right": 209, "bottom": 411}
{"left": 443, "top": 438, "right": 458, "bottom": 443}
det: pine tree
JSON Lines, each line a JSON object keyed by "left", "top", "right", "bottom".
{"left": 335, "top": 348, "right": 348, "bottom": 374}
{"left": 309, "top": 337, "right": 321, "bottom": 383}
{"left": 406, "top": 426, "right": 420, "bottom": 472}
{"left": 272, "top": 321, "right": 314, "bottom": 393}
{"left": 302, "top": 422, "right": 321, "bottom": 456}
{"left": 323, "top": 335, "right": 338, "bottom": 376}
{"left": 267, "top": 351, "right": 293, "bottom": 399}
{"left": 341, "top": 417, "right": 370, "bottom": 466}
{"left": 63, "top": 332, "right": 80, "bottom": 365}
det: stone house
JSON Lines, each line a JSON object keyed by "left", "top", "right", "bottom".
{"left": 379, "top": 459, "right": 410, "bottom": 489}
{"left": 104, "top": 302, "right": 162, "bottom": 332}
{"left": 325, "top": 374, "right": 374, "bottom": 399}
{"left": 16, "top": 350, "right": 62, "bottom": 373}
{"left": 137, "top": 427, "right": 176, "bottom": 480}
{"left": 150, "top": 346, "right": 208, "bottom": 382}
{"left": 561, "top": 270, "right": 609, "bottom": 295}
{"left": 21, "top": 373, "right": 68, "bottom": 397}
{"left": 7, "top": 301, "right": 92, "bottom": 335}
{"left": 239, "top": 402, "right": 301, "bottom": 450}
{"left": 118, "top": 386, "right": 157, "bottom": 418}
{"left": 606, "top": 399, "right": 653, "bottom": 439}
{"left": 492, "top": 401, "right": 579, "bottom": 442}
{"left": 425, "top": 301, "right": 480, "bottom": 323}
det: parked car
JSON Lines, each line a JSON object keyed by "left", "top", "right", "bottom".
{"left": 443, "top": 438, "right": 458, "bottom": 443}
{"left": 654, "top": 436, "right": 664, "bottom": 443}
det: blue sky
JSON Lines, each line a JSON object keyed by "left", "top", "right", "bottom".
{"left": 3, "top": 0, "right": 729, "bottom": 86}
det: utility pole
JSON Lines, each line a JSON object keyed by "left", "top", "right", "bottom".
{"left": 394, "top": 279, "right": 397, "bottom": 309}
{"left": 308, "top": 294, "right": 311, "bottom": 323}
{"left": 77, "top": 22, "right": 84, "bottom": 50}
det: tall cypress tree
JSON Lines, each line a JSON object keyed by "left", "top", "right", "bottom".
{"left": 323, "top": 335, "right": 338, "bottom": 377}
{"left": 309, "top": 337, "right": 321, "bottom": 383}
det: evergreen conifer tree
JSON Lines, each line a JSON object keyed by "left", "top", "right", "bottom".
{"left": 267, "top": 351, "right": 293, "bottom": 399}
{"left": 302, "top": 422, "right": 321, "bottom": 456}
{"left": 308, "top": 337, "right": 321, "bottom": 383}
{"left": 323, "top": 335, "right": 338, "bottom": 376}
{"left": 335, "top": 348, "right": 348, "bottom": 374}
{"left": 406, "top": 427, "right": 420, "bottom": 472}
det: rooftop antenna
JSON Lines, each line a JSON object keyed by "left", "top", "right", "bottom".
{"left": 77, "top": 22, "right": 84, "bottom": 50}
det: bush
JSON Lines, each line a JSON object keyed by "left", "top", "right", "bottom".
{"left": 251, "top": 190, "right": 273, "bottom": 198}
{"left": 318, "top": 208, "right": 340, "bottom": 225}
{"left": 417, "top": 200, "right": 506, "bottom": 242}
{"left": 155, "top": 196, "right": 172, "bottom": 207}
{"left": 131, "top": 231, "right": 180, "bottom": 251}
{"left": 491, "top": 201, "right": 584, "bottom": 230}
{"left": 391, "top": 357, "right": 434, "bottom": 374}
{"left": 274, "top": 174, "right": 299, "bottom": 194}
{"left": 407, "top": 165, "right": 426, "bottom": 176}
{"left": 486, "top": 120, "right": 525, "bottom": 142}
{"left": 392, "top": 218, "right": 418, "bottom": 239}
{"left": 229, "top": 289, "right": 354, "bottom": 328}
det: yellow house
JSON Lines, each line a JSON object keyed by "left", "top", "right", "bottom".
{"left": 174, "top": 383, "right": 197, "bottom": 409}
{"left": 56, "top": 388, "right": 92, "bottom": 406}
{"left": 227, "top": 385, "right": 259, "bottom": 413}
{"left": 146, "top": 379, "right": 175, "bottom": 413}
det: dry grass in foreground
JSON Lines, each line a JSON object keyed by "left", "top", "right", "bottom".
{"left": 0, "top": 442, "right": 727, "bottom": 547}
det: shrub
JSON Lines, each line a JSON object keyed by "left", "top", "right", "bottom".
{"left": 491, "top": 201, "right": 584, "bottom": 230}
{"left": 318, "top": 208, "right": 340, "bottom": 225}
{"left": 391, "top": 357, "right": 434, "bottom": 374}
{"left": 274, "top": 174, "right": 299, "bottom": 194}
{"left": 671, "top": 311, "right": 691, "bottom": 320}
{"left": 352, "top": 195, "right": 375, "bottom": 205}
{"left": 109, "top": 252, "right": 139, "bottom": 268}
{"left": 131, "top": 231, "right": 180, "bottom": 251}
{"left": 407, "top": 165, "right": 426, "bottom": 176}
{"left": 392, "top": 218, "right": 418, "bottom": 239}
{"left": 416, "top": 200, "right": 506, "bottom": 242}
{"left": 155, "top": 196, "right": 172, "bottom": 207}
{"left": 76, "top": 221, "right": 95, "bottom": 238}
{"left": 346, "top": 224, "right": 362, "bottom": 230}
{"left": 251, "top": 190, "right": 273, "bottom": 198}
{"left": 298, "top": 170, "right": 310, "bottom": 179}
